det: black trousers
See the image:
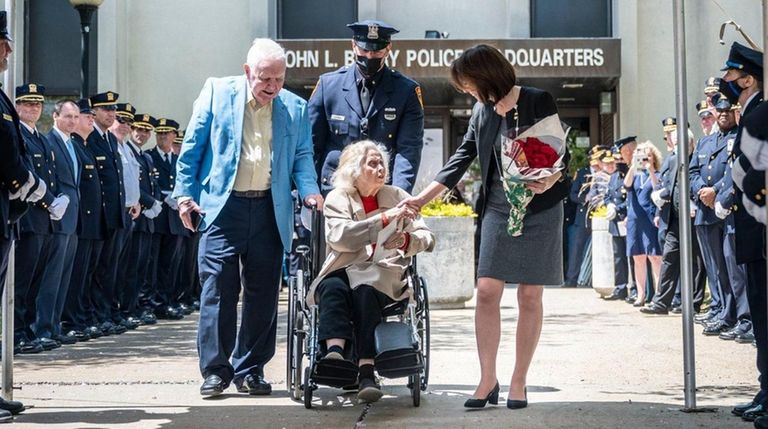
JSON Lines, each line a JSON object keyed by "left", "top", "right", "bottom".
{"left": 152, "top": 232, "right": 183, "bottom": 307}
{"left": 92, "top": 227, "right": 130, "bottom": 323}
{"left": 746, "top": 258, "right": 768, "bottom": 393}
{"left": 119, "top": 230, "right": 152, "bottom": 318}
{"left": 317, "top": 274, "right": 354, "bottom": 344}
{"left": 0, "top": 236, "right": 11, "bottom": 299}
{"left": 612, "top": 235, "right": 629, "bottom": 289}
{"left": 653, "top": 216, "right": 705, "bottom": 311}
{"left": 14, "top": 232, "right": 55, "bottom": 342}
{"left": 176, "top": 232, "right": 201, "bottom": 304}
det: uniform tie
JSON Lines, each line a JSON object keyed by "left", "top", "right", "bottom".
{"left": 360, "top": 80, "right": 373, "bottom": 114}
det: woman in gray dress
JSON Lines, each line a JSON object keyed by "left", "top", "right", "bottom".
{"left": 400, "top": 44, "right": 569, "bottom": 409}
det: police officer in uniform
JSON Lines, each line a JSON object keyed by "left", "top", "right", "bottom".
{"left": 149, "top": 118, "right": 184, "bottom": 320}
{"left": 172, "top": 129, "right": 200, "bottom": 311}
{"left": 309, "top": 20, "right": 424, "bottom": 194}
{"left": 88, "top": 91, "right": 130, "bottom": 336}
{"left": 13, "top": 83, "right": 71, "bottom": 352}
{"left": 603, "top": 137, "right": 635, "bottom": 301}
{"left": 713, "top": 42, "right": 767, "bottom": 423}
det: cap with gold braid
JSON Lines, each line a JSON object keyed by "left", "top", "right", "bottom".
{"left": 90, "top": 91, "right": 119, "bottom": 109}
{"left": 115, "top": 103, "right": 136, "bottom": 121}
{"left": 704, "top": 77, "right": 721, "bottom": 96}
{"left": 132, "top": 113, "right": 156, "bottom": 131}
{"left": 154, "top": 118, "right": 180, "bottom": 133}
{"left": 174, "top": 129, "right": 184, "bottom": 144}
{"left": 695, "top": 99, "right": 712, "bottom": 117}
{"left": 662, "top": 117, "right": 678, "bottom": 133}
{"left": 15, "top": 83, "right": 45, "bottom": 103}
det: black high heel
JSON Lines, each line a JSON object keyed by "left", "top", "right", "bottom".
{"left": 464, "top": 382, "right": 500, "bottom": 408}
{"left": 507, "top": 386, "right": 528, "bottom": 409}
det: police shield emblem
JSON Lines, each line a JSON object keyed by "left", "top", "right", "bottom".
{"left": 384, "top": 107, "right": 397, "bottom": 121}
{"left": 368, "top": 24, "right": 379, "bottom": 39}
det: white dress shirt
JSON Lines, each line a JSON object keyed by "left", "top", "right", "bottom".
{"left": 118, "top": 139, "right": 141, "bottom": 207}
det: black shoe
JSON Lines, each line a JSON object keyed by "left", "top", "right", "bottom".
{"left": 734, "top": 392, "right": 766, "bottom": 417}
{"left": 640, "top": 304, "right": 668, "bottom": 315}
{"left": 703, "top": 321, "right": 732, "bottom": 336}
{"left": 234, "top": 374, "right": 272, "bottom": 396}
{"left": 695, "top": 310, "right": 718, "bottom": 324}
{"left": 119, "top": 318, "right": 139, "bottom": 330}
{"left": 603, "top": 290, "right": 628, "bottom": 301}
{"left": 0, "top": 397, "right": 24, "bottom": 415}
{"left": 737, "top": 329, "right": 756, "bottom": 344}
{"left": 743, "top": 403, "right": 768, "bottom": 422}
{"left": 670, "top": 306, "right": 682, "bottom": 314}
{"left": 0, "top": 409, "right": 11, "bottom": 423}
{"left": 37, "top": 337, "right": 61, "bottom": 351}
{"left": 755, "top": 415, "right": 768, "bottom": 429}
{"left": 85, "top": 326, "right": 103, "bottom": 339}
{"left": 176, "top": 304, "right": 193, "bottom": 315}
{"left": 357, "top": 377, "right": 383, "bottom": 403}
{"left": 52, "top": 334, "right": 77, "bottom": 345}
{"left": 200, "top": 374, "right": 229, "bottom": 397}
{"left": 16, "top": 340, "right": 43, "bottom": 354}
{"left": 66, "top": 330, "right": 90, "bottom": 342}
{"left": 720, "top": 320, "right": 752, "bottom": 341}
{"left": 625, "top": 294, "right": 638, "bottom": 304}
{"left": 140, "top": 311, "right": 158, "bottom": 325}
{"left": 156, "top": 306, "right": 184, "bottom": 320}
{"left": 192, "top": 300, "right": 200, "bottom": 311}
{"left": 464, "top": 382, "right": 500, "bottom": 408}
{"left": 507, "top": 386, "right": 528, "bottom": 409}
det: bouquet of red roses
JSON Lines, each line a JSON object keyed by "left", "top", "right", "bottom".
{"left": 499, "top": 114, "right": 567, "bottom": 236}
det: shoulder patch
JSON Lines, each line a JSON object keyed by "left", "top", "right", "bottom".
{"left": 415, "top": 86, "right": 424, "bottom": 110}
{"left": 2, "top": 113, "right": 12, "bottom": 121}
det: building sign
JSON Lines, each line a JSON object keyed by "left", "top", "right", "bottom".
{"left": 278, "top": 38, "right": 621, "bottom": 82}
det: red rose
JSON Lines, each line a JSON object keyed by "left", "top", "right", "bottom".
{"left": 520, "top": 138, "right": 559, "bottom": 168}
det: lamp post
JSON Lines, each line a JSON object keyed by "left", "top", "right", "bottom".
{"left": 69, "top": 0, "right": 103, "bottom": 98}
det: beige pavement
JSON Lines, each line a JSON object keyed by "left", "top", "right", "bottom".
{"left": 5, "top": 285, "right": 759, "bottom": 428}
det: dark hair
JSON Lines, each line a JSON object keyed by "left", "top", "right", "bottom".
{"left": 450, "top": 44, "right": 516, "bottom": 104}
{"left": 53, "top": 99, "right": 78, "bottom": 115}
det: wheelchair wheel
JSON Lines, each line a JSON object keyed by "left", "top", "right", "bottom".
{"left": 409, "top": 374, "right": 421, "bottom": 407}
{"left": 303, "top": 366, "right": 314, "bottom": 409}
{"left": 418, "top": 276, "right": 430, "bottom": 390}
{"left": 286, "top": 278, "right": 305, "bottom": 400}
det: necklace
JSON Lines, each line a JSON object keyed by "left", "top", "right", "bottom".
{"left": 638, "top": 171, "right": 650, "bottom": 189}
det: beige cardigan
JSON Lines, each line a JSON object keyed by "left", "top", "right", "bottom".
{"left": 307, "top": 185, "right": 435, "bottom": 305}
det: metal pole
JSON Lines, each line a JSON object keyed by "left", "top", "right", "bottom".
{"left": 672, "top": 0, "right": 697, "bottom": 410}
{"left": 75, "top": 6, "right": 96, "bottom": 98}
{"left": 2, "top": 0, "right": 15, "bottom": 401}
{"left": 762, "top": 1, "right": 767, "bottom": 385}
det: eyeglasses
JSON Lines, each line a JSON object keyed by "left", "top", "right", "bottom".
{"left": 116, "top": 117, "right": 133, "bottom": 125}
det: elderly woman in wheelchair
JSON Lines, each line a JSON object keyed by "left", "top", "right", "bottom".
{"left": 306, "top": 140, "right": 435, "bottom": 403}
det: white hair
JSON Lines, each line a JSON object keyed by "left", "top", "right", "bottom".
{"left": 332, "top": 140, "right": 391, "bottom": 193}
{"left": 246, "top": 38, "right": 286, "bottom": 67}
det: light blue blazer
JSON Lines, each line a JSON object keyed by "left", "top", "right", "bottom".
{"left": 173, "top": 75, "right": 320, "bottom": 250}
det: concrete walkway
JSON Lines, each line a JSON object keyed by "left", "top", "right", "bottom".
{"left": 5, "top": 285, "right": 759, "bottom": 428}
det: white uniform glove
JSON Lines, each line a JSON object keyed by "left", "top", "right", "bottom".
{"left": 651, "top": 189, "right": 666, "bottom": 209}
{"left": 48, "top": 194, "right": 70, "bottom": 221}
{"left": 690, "top": 205, "right": 697, "bottom": 218}
{"left": 143, "top": 200, "right": 162, "bottom": 219}
{"left": 605, "top": 203, "right": 617, "bottom": 221}
{"left": 742, "top": 196, "right": 767, "bottom": 225}
{"left": 164, "top": 194, "right": 179, "bottom": 211}
{"left": 9, "top": 172, "right": 47, "bottom": 203}
{"left": 715, "top": 201, "right": 731, "bottom": 220}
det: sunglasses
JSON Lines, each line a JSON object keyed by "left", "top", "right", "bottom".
{"left": 116, "top": 117, "right": 134, "bottom": 125}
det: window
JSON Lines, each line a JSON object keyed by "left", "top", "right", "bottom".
{"left": 25, "top": 0, "right": 98, "bottom": 96}
{"left": 531, "top": 0, "right": 612, "bottom": 38}
{"left": 278, "top": 0, "right": 357, "bottom": 39}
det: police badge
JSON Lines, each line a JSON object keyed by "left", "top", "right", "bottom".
{"left": 367, "top": 23, "right": 379, "bottom": 39}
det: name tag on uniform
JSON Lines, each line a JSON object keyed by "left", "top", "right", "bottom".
{"left": 2, "top": 113, "right": 12, "bottom": 121}
{"left": 33, "top": 154, "right": 42, "bottom": 158}
{"left": 95, "top": 156, "right": 106, "bottom": 161}
{"left": 84, "top": 164, "right": 95, "bottom": 170}
{"left": 384, "top": 107, "right": 397, "bottom": 121}
{"left": 330, "top": 114, "right": 345, "bottom": 121}
{"left": 727, "top": 139, "right": 735, "bottom": 152}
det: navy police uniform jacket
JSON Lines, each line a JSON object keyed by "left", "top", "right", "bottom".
{"left": 309, "top": 65, "right": 424, "bottom": 193}
{"left": 689, "top": 129, "right": 735, "bottom": 226}
{"left": 149, "top": 148, "right": 184, "bottom": 236}
{"left": 655, "top": 153, "right": 678, "bottom": 239}
{"left": 128, "top": 143, "right": 157, "bottom": 234}
{"left": 0, "top": 88, "right": 32, "bottom": 239}
{"left": 87, "top": 128, "right": 129, "bottom": 231}
{"left": 569, "top": 167, "right": 590, "bottom": 228}
{"left": 45, "top": 130, "right": 81, "bottom": 236}
{"left": 72, "top": 134, "right": 105, "bottom": 241}
{"left": 605, "top": 164, "right": 629, "bottom": 237}
{"left": 18, "top": 126, "right": 57, "bottom": 236}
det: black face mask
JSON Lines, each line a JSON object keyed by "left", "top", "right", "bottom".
{"left": 719, "top": 78, "right": 743, "bottom": 104}
{"left": 355, "top": 56, "right": 384, "bottom": 79}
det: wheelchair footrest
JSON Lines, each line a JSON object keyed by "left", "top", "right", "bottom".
{"left": 374, "top": 321, "right": 424, "bottom": 379}
{"left": 313, "top": 358, "right": 359, "bottom": 388}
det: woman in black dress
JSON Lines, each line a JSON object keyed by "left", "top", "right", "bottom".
{"left": 401, "top": 45, "right": 569, "bottom": 409}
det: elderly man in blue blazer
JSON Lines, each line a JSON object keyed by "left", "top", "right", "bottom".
{"left": 173, "top": 38, "right": 322, "bottom": 397}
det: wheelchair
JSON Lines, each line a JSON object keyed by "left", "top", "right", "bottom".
{"left": 286, "top": 207, "right": 430, "bottom": 408}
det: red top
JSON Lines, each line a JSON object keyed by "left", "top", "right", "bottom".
{"left": 361, "top": 194, "right": 409, "bottom": 253}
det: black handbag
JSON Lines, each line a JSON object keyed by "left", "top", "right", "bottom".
{"left": 374, "top": 321, "right": 423, "bottom": 378}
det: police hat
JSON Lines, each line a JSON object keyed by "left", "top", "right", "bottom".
{"left": 174, "top": 129, "right": 184, "bottom": 144}
{"left": 15, "top": 83, "right": 45, "bottom": 103}
{"left": 77, "top": 98, "right": 93, "bottom": 114}
{"left": 662, "top": 117, "right": 678, "bottom": 133}
{"left": 695, "top": 100, "right": 712, "bottom": 117}
{"left": 613, "top": 136, "right": 637, "bottom": 150}
{"left": 704, "top": 77, "right": 721, "bottom": 95}
{"left": 601, "top": 151, "right": 617, "bottom": 163}
{"left": 154, "top": 118, "right": 179, "bottom": 133}
{"left": 710, "top": 93, "right": 732, "bottom": 112}
{"left": 0, "top": 11, "right": 12, "bottom": 42}
{"left": 115, "top": 103, "right": 136, "bottom": 121}
{"left": 347, "top": 20, "right": 399, "bottom": 51}
{"left": 90, "top": 91, "right": 119, "bottom": 108}
{"left": 721, "top": 42, "right": 763, "bottom": 81}
{"left": 132, "top": 113, "right": 156, "bottom": 131}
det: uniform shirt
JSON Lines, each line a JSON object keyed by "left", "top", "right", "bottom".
{"left": 117, "top": 139, "right": 141, "bottom": 207}
{"left": 233, "top": 91, "right": 272, "bottom": 191}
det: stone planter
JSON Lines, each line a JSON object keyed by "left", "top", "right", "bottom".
{"left": 591, "top": 216, "right": 615, "bottom": 298}
{"left": 419, "top": 216, "right": 475, "bottom": 309}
